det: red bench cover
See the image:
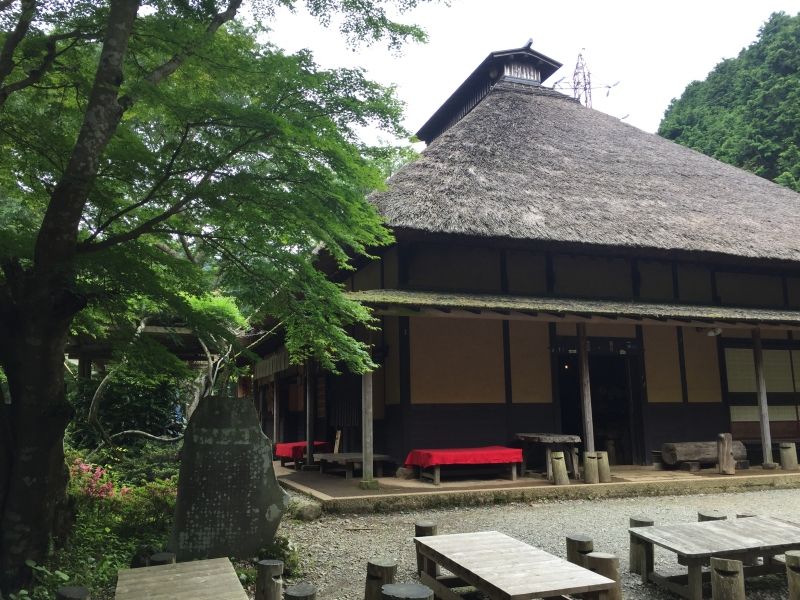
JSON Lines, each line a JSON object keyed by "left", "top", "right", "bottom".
{"left": 274, "top": 441, "right": 330, "bottom": 461}
{"left": 404, "top": 446, "right": 523, "bottom": 468}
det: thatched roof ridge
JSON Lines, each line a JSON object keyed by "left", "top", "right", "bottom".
{"left": 372, "top": 83, "right": 800, "bottom": 263}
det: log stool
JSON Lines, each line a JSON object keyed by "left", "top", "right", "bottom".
{"left": 781, "top": 443, "right": 799, "bottom": 470}
{"left": 285, "top": 582, "right": 316, "bottom": 600}
{"left": 583, "top": 452, "right": 599, "bottom": 484}
{"left": 551, "top": 451, "right": 570, "bottom": 486}
{"left": 364, "top": 559, "right": 398, "bottom": 600}
{"left": 585, "top": 552, "right": 621, "bottom": 600}
{"left": 148, "top": 552, "right": 176, "bottom": 566}
{"left": 380, "top": 583, "right": 433, "bottom": 600}
{"left": 785, "top": 550, "right": 800, "bottom": 600}
{"left": 256, "top": 559, "right": 283, "bottom": 600}
{"left": 596, "top": 451, "right": 612, "bottom": 483}
{"left": 698, "top": 510, "right": 727, "bottom": 522}
{"left": 565, "top": 534, "right": 594, "bottom": 567}
{"left": 710, "top": 557, "right": 745, "bottom": 600}
{"left": 55, "top": 587, "right": 90, "bottom": 600}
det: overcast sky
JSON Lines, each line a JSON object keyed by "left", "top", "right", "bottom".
{"left": 266, "top": 0, "right": 800, "bottom": 142}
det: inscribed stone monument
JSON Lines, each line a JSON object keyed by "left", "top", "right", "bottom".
{"left": 170, "top": 395, "right": 289, "bottom": 561}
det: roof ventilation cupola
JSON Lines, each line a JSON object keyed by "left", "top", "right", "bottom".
{"left": 416, "top": 40, "right": 562, "bottom": 144}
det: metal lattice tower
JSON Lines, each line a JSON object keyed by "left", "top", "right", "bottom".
{"left": 572, "top": 50, "right": 592, "bottom": 108}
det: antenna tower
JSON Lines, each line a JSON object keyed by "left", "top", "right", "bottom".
{"left": 573, "top": 50, "right": 592, "bottom": 108}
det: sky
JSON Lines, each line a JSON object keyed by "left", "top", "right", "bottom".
{"left": 265, "top": 0, "right": 800, "bottom": 142}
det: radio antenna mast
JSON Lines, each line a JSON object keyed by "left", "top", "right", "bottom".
{"left": 573, "top": 50, "right": 592, "bottom": 108}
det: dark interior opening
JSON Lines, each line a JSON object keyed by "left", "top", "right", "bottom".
{"left": 558, "top": 350, "right": 643, "bottom": 464}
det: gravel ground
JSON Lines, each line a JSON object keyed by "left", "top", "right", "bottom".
{"left": 278, "top": 489, "right": 800, "bottom": 599}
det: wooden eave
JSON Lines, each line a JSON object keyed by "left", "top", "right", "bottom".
{"left": 346, "top": 289, "right": 800, "bottom": 330}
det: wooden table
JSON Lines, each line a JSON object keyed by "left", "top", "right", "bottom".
{"left": 314, "top": 452, "right": 393, "bottom": 478}
{"left": 515, "top": 433, "right": 581, "bottom": 480}
{"left": 414, "top": 530, "right": 615, "bottom": 600}
{"left": 115, "top": 557, "right": 247, "bottom": 600}
{"left": 629, "top": 515, "right": 800, "bottom": 599}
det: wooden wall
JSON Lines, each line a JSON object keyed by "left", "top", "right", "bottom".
{"left": 642, "top": 326, "right": 682, "bottom": 403}
{"left": 409, "top": 317, "right": 505, "bottom": 404}
{"left": 509, "top": 321, "right": 551, "bottom": 403}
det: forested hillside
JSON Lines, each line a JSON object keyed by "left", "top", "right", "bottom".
{"left": 658, "top": 12, "right": 800, "bottom": 192}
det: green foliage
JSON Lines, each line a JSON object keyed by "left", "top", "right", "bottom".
{"left": 258, "top": 535, "right": 302, "bottom": 577}
{"left": 84, "top": 442, "right": 183, "bottom": 486}
{"left": 659, "top": 12, "right": 800, "bottom": 191}
{"left": 10, "top": 456, "right": 178, "bottom": 599}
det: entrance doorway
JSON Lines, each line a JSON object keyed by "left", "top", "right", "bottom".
{"left": 557, "top": 345, "right": 644, "bottom": 464}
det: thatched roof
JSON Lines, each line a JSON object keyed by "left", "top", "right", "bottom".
{"left": 372, "top": 81, "right": 800, "bottom": 263}
{"left": 347, "top": 289, "right": 800, "bottom": 329}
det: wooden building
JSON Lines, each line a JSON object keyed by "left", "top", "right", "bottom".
{"left": 254, "top": 43, "right": 800, "bottom": 474}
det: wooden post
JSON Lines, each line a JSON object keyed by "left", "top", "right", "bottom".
{"left": 414, "top": 521, "right": 438, "bottom": 576}
{"left": 752, "top": 329, "right": 774, "bottom": 466}
{"left": 596, "top": 450, "right": 611, "bottom": 483}
{"left": 565, "top": 534, "right": 594, "bottom": 567}
{"left": 364, "top": 559, "right": 397, "bottom": 600}
{"left": 361, "top": 371, "right": 375, "bottom": 484}
{"left": 585, "top": 552, "right": 621, "bottom": 600}
{"left": 381, "top": 583, "right": 433, "bottom": 600}
{"left": 710, "top": 557, "right": 745, "bottom": 600}
{"left": 551, "top": 451, "right": 570, "bottom": 485}
{"left": 55, "top": 587, "right": 90, "bottom": 600}
{"left": 629, "top": 516, "right": 654, "bottom": 575}
{"left": 785, "top": 550, "right": 800, "bottom": 600}
{"left": 583, "top": 452, "right": 599, "bottom": 484}
{"left": 577, "top": 323, "right": 595, "bottom": 453}
{"left": 717, "top": 433, "right": 735, "bottom": 475}
{"left": 285, "top": 583, "right": 316, "bottom": 600}
{"left": 305, "top": 362, "right": 314, "bottom": 468}
{"left": 147, "top": 552, "right": 176, "bottom": 566}
{"left": 256, "top": 560, "right": 283, "bottom": 600}
{"left": 781, "top": 442, "right": 799, "bottom": 470}
{"left": 272, "top": 379, "right": 280, "bottom": 443}
{"left": 698, "top": 510, "right": 726, "bottom": 522}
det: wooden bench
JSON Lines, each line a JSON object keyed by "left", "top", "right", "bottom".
{"left": 115, "top": 557, "right": 246, "bottom": 599}
{"left": 660, "top": 440, "right": 748, "bottom": 471}
{"left": 314, "top": 452, "right": 393, "bottom": 479}
{"left": 404, "top": 446, "right": 523, "bottom": 485}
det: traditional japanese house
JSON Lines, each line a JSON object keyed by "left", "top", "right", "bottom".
{"left": 254, "top": 43, "right": 800, "bottom": 475}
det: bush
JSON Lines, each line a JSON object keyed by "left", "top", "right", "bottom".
{"left": 14, "top": 457, "right": 178, "bottom": 599}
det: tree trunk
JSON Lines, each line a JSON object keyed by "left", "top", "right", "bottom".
{"left": 0, "top": 306, "right": 74, "bottom": 594}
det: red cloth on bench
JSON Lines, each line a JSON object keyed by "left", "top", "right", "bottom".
{"left": 404, "top": 446, "right": 523, "bottom": 468}
{"left": 274, "top": 441, "right": 330, "bottom": 461}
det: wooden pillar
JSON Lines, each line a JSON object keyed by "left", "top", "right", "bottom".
{"left": 362, "top": 371, "right": 375, "bottom": 482}
{"left": 272, "top": 380, "right": 280, "bottom": 443}
{"left": 305, "top": 362, "right": 314, "bottom": 466}
{"left": 577, "top": 323, "right": 595, "bottom": 452}
{"left": 752, "top": 329, "right": 774, "bottom": 465}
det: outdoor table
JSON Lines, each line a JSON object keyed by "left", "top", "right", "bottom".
{"left": 515, "top": 433, "right": 581, "bottom": 480}
{"left": 414, "top": 530, "right": 615, "bottom": 600}
{"left": 629, "top": 515, "right": 800, "bottom": 599}
{"left": 115, "top": 557, "right": 247, "bottom": 600}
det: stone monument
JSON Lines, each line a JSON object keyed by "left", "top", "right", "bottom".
{"left": 170, "top": 395, "right": 289, "bottom": 561}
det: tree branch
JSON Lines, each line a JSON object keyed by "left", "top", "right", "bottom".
{"left": 0, "top": 0, "right": 37, "bottom": 90}
{"left": 85, "top": 123, "right": 192, "bottom": 242}
{"left": 118, "top": 0, "right": 243, "bottom": 111}
{"left": 33, "top": 0, "right": 141, "bottom": 275}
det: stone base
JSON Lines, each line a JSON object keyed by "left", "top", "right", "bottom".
{"left": 358, "top": 479, "right": 380, "bottom": 490}
{"left": 762, "top": 462, "right": 779, "bottom": 470}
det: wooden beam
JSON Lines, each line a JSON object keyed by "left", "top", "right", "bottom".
{"left": 272, "top": 380, "right": 280, "bottom": 443}
{"left": 577, "top": 323, "right": 595, "bottom": 453}
{"left": 305, "top": 363, "right": 314, "bottom": 466}
{"left": 752, "top": 329, "right": 774, "bottom": 465}
{"left": 361, "top": 371, "right": 375, "bottom": 481}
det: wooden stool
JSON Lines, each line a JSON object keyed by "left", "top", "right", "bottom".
{"left": 381, "top": 583, "right": 433, "bottom": 600}
{"left": 566, "top": 534, "right": 594, "bottom": 567}
{"left": 710, "top": 557, "right": 745, "bottom": 600}
{"left": 148, "top": 552, "right": 176, "bottom": 566}
{"left": 55, "top": 588, "right": 90, "bottom": 600}
{"left": 698, "top": 510, "right": 726, "bottom": 522}
{"left": 285, "top": 583, "right": 316, "bottom": 600}
{"left": 585, "top": 552, "right": 621, "bottom": 600}
{"left": 365, "top": 559, "right": 398, "bottom": 600}
{"left": 414, "top": 521, "right": 438, "bottom": 576}
{"left": 629, "top": 516, "right": 654, "bottom": 575}
{"left": 785, "top": 550, "right": 800, "bottom": 600}
{"left": 256, "top": 559, "right": 283, "bottom": 600}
